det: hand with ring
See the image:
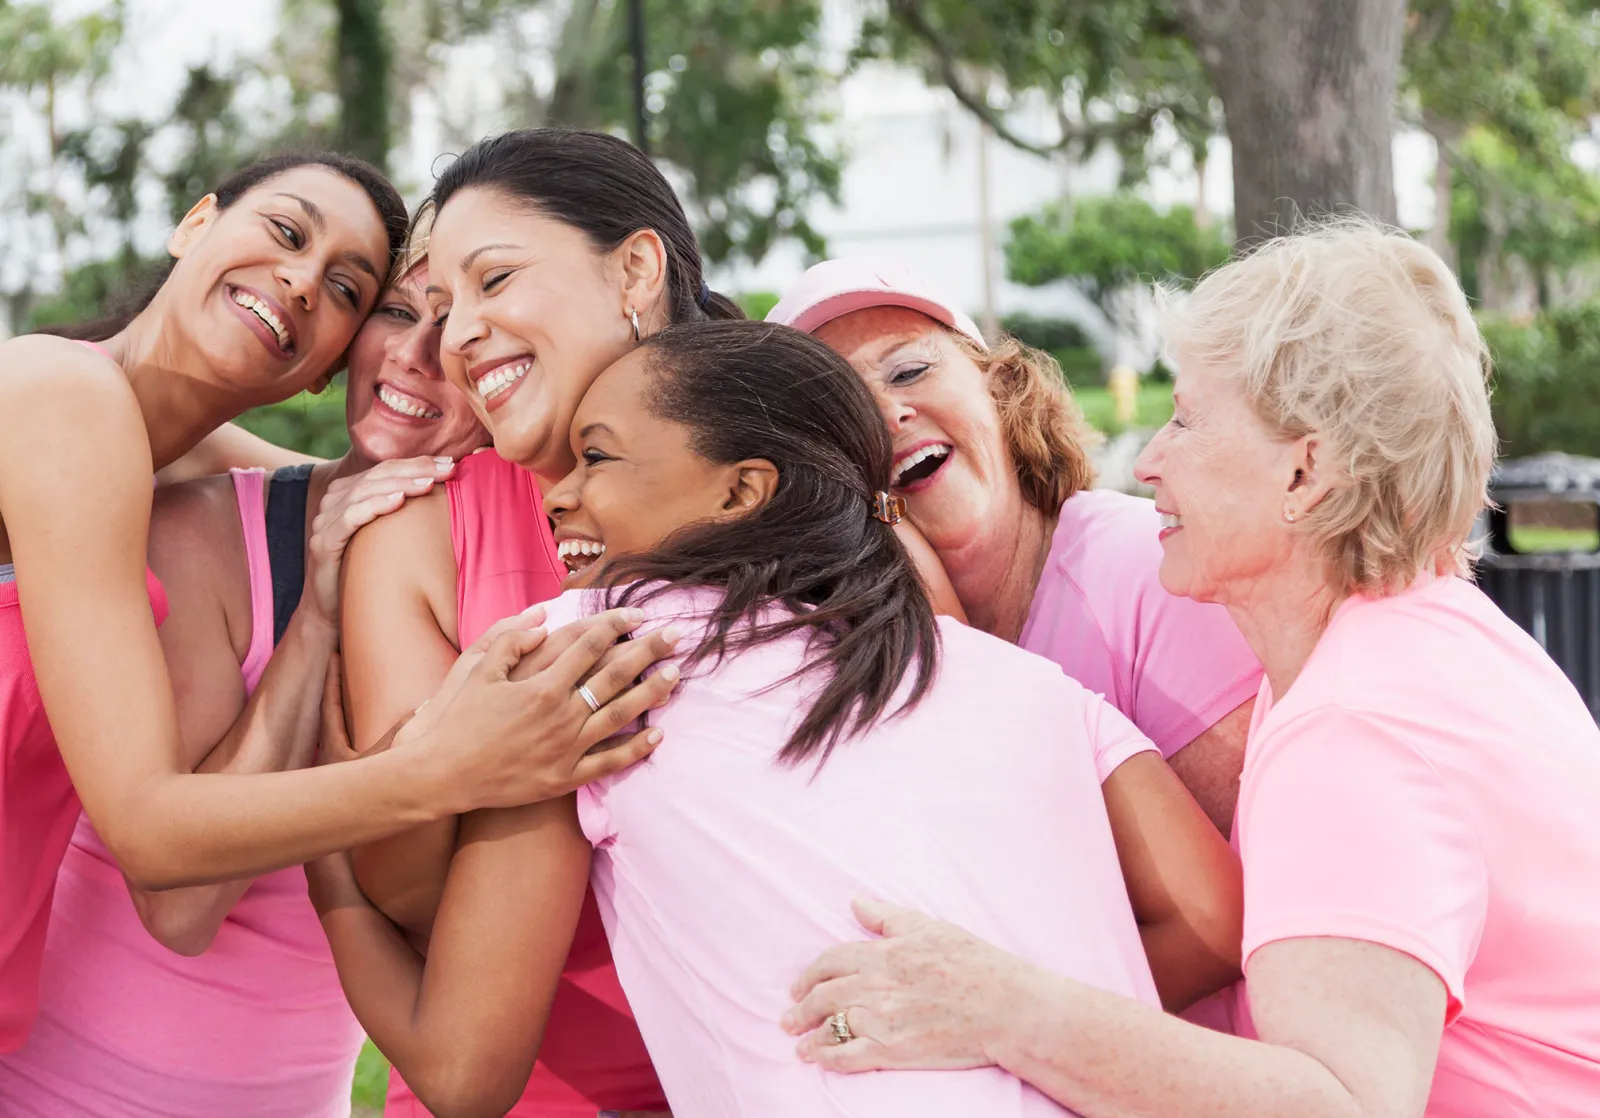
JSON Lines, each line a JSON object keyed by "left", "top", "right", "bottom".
{"left": 780, "top": 895, "right": 1031, "bottom": 1073}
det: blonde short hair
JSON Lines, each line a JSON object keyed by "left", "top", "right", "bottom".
{"left": 394, "top": 200, "right": 434, "bottom": 283}
{"left": 950, "top": 332, "right": 1100, "bottom": 513}
{"left": 1166, "top": 218, "right": 1496, "bottom": 597}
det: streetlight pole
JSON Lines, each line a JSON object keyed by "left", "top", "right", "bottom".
{"left": 629, "top": 0, "right": 649, "bottom": 155}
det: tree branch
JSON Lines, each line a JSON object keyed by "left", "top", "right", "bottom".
{"left": 886, "top": 0, "right": 1194, "bottom": 159}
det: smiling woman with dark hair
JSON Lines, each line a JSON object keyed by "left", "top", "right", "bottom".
{"left": 312, "top": 320, "right": 1241, "bottom": 1118}
{"left": 0, "top": 150, "right": 674, "bottom": 1059}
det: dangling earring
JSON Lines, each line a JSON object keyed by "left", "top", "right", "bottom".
{"left": 628, "top": 307, "right": 641, "bottom": 343}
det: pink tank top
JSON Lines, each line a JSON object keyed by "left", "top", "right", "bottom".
{"left": 385, "top": 450, "right": 668, "bottom": 1116}
{"left": 0, "top": 469, "right": 365, "bottom": 1112}
{"left": 0, "top": 332, "right": 169, "bottom": 1052}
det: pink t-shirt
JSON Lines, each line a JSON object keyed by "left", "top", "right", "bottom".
{"left": 1233, "top": 575, "right": 1600, "bottom": 1117}
{"left": 1021, "top": 489, "right": 1261, "bottom": 756}
{"left": 554, "top": 587, "right": 1159, "bottom": 1118}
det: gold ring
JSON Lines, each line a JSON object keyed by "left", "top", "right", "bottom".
{"left": 827, "top": 1008, "right": 855, "bottom": 1044}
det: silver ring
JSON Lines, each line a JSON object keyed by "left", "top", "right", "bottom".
{"left": 827, "top": 1008, "right": 855, "bottom": 1044}
{"left": 576, "top": 682, "right": 602, "bottom": 714}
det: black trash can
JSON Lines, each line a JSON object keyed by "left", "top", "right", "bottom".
{"left": 1474, "top": 453, "right": 1600, "bottom": 721}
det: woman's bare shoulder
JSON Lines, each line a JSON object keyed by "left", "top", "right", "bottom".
{"left": 0, "top": 335, "right": 144, "bottom": 454}
{"left": 345, "top": 486, "right": 458, "bottom": 623}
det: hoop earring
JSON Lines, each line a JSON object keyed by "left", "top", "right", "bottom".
{"left": 629, "top": 307, "right": 641, "bottom": 343}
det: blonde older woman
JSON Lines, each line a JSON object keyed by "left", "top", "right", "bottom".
{"left": 769, "top": 260, "right": 1260, "bottom": 833}
{"left": 783, "top": 222, "right": 1600, "bottom": 1117}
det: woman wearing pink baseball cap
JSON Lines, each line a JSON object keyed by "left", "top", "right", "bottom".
{"left": 768, "top": 258, "right": 1260, "bottom": 836}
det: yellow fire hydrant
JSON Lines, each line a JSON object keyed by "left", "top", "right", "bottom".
{"left": 1108, "top": 364, "right": 1139, "bottom": 428}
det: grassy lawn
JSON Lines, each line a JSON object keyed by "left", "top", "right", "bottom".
{"left": 1069, "top": 381, "right": 1175, "bottom": 436}
{"left": 1506, "top": 525, "right": 1600, "bottom": 553}
{"left": 353, "top": 1040, "right": 389, "bottom": 1116}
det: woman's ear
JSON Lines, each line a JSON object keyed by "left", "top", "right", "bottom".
{"left": 1284, "top": 433, "right": 1339, "bottom": 517}
{"left": 720, "top": 459, "right": 779, "bottom": 515}
{"left": 615, "top": 228, "right": 669, "bottom": 331}
{"left": 167, "top": 194, "right": 221, "bottom": 259}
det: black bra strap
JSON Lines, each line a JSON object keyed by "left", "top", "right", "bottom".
{"left": 266, "top": 464, "right": 315, "bottom": 646}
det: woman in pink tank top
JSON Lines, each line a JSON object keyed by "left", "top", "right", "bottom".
{"left": 0, "top": 152, "right": 667, "bottom": 1062}
{"left": 0, "top": 247, "right": 489, "bottom": 1112}
{"left": 314, "top": 321, "right": 1240, "bottom": 1118}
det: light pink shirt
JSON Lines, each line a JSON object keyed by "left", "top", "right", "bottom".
{"left": 1233, "top": 575, "right": 1600, "bottom": 1117}
{"left": 552, "top": 588, "right": 1159, "bottom": 1118}
{"left": 1022, "top": 489, "right": 1261, "bottom": 756}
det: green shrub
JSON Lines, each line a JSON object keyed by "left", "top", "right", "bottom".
{"left": 999, "top": 311, "right": 1092, "bottom": 352}
{"left": 236, "top": 383, "right": 352, "bottom": 459}
{"left": 1483, "top": 303, "right": 1600, "bottom": 458}
{"left": 735, "top": 290, "right": 781, "bottom": 320}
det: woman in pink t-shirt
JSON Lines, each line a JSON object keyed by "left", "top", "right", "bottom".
{"left": 786, "top": 221, "right": 1600, "bottom": 1117}
{"left": 310, "top": 322, "right": 1241, "bottom": 1118}
{"left": 337, "top": 129, "right": 960, "bottom": 1118}
{"left": 769, "top": 261, "right": 1260, "bottom": 834}
{"left": 0, "top": 245, "right": 491, "bottom": 1112}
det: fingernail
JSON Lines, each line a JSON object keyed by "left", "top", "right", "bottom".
{"left": 622, "top": 608, "right": 646, "bottom": 624}
{"left": 646, "top": 728, "right": 663, "bottom": 745}
{"left": 659, "top": 625, "right": 682, "bottom": 647}
{"left": 659, "top": 663, "right": 681, "bottom": 683}
{"left": 520, "top": 604, "right": 545, "bottom": 617}
{"left": 412, "top": 477, "right": 432, "bottom": 488}
{"left": 434, "top": 457, "right": 454, "bottom": 470}
{"left": 779, "top": 1011, "right": 796, "bottom": 1032}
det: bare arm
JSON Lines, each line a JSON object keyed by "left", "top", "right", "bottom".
{"left": 1165, "top": 698, "right": 1253, "bottom": 835}
{"left": 0, "top": 338, "right": 673, "bottom": 889}
{"left": 789, "top": 917, "right": 1444, "bottom": 1118}
{"left": 1101, "top": 752, "right": 1243, "bottom": 1011}
{"left": 130, "top": 464, "right": 451, "bottom": 952}
{"left": 155, "top": 421, "right": 321, "bottom": 486}
{"left": 311, "top": 797, "right": 593, "bottom": 1118}
{"left": 983, "top": 937, "right": 1443, "bottom": 1118}
{"left": 343, "top": 493, "right": 464, "bottom": 939}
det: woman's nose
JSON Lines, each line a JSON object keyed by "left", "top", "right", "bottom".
{"left": 543, "top": 467, "right": 582, "bottom": 519}
{"left": 391, "top": 323, "right": 444, "bottom": 379}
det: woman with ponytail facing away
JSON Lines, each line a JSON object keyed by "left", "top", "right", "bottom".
{"left": 315, "top": 322, "right": 1241, "bottom": 1118}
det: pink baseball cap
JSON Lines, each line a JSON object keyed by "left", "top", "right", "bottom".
{"left": 766, "top": 257, "right": 987, "bottom": 349}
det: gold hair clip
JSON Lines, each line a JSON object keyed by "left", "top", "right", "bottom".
{"left": 870, "top": 491, "right": 905, "bottom": 525}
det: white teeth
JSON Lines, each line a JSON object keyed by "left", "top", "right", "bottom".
{"left": 1160, "top": 513, "right": 1182, "bottom": 529}
{"left": 231, "top": 290, "right": 291, "bottom": 351}
{"left": 891, "top": 443, "right": 952, "bottom": 486}
{"left": 477, "top": 361, "right": 532, "bottom": 401}
{"left": 557, "top": 538, "right": 606, "bottom": 573}
{"left": 377, "top": 384, "right": 443, "bottom": 419}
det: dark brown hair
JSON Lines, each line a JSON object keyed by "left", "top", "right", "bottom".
{"left": 429, "top": 128, "right": 744, "bottom": 324}
{"left": 601, "top": 320, "right": 941, "bottom": 767}
{"left": 38, "top": 151, "right": 407, "bottom": 343}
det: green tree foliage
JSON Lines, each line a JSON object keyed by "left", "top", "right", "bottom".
{"left": 237, "top": 384, "right": 354, "bottom": 460}
{"left": 1006, "top": 194, "right": 1228, "bottom": 318}
{"left": 855, "top": 0, "right": 1216, "bottom": 186}
{"left": 1483, "top": 302, "right": 1600, "bottom": 456}
{"left": 1405, "top": 0, "right": 1600, "bottom": 306}
{"left": 445, "top": 0, "right": 840, "bottom": 263}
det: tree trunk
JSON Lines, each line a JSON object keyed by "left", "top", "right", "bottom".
{"left": 1177, "top": 0, "right": 1407, "bottom": 247}
{"left": 334, "top": 0, "right": 392, "bottom": 171}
